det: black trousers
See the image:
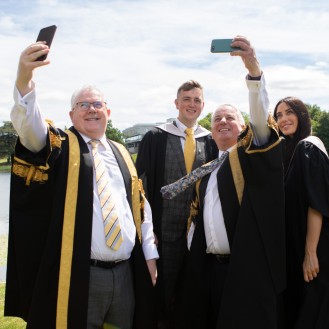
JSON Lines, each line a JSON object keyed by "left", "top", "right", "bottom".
{"left": 209, "top": 255, "right": 229, "bottom": 328}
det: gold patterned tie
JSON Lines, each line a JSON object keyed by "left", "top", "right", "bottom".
{"left": 89, "top": 140, "right": 123, "bottom": 251}
{"left": 184, "top": 128, "right": 196, "bottom": 174}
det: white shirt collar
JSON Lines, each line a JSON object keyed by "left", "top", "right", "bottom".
{"left": 77, "top": 131, "right": 110, "bottom": 150}
{"left": 175, "top": 118, "right": 197, "bottom": 133}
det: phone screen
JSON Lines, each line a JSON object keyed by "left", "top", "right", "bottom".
{"left": 210, "top": 39, "right": 240, "bottom": 53}
{"left": 35, "top": 25, "right": 57, "bottom": 61}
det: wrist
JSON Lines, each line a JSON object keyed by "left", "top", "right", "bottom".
{"left": 305, "top": 245, "right": 317, "bottom": 254}
{"left": 247, "top": 73, "right": 262, "bottom": 80}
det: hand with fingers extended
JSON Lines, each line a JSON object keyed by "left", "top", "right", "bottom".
{"left": 230, "top": 35, "right": 262, "bottom": 78}
{"left": 16, "top": 42, "right": 51, "bottom": 96}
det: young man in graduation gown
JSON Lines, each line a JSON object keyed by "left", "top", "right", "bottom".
{"left": 179, "top": 37, "right": 286, "bottom": 329}
{"left": 135, "top": 78, "right": 215, "bottom": 328}
{"left": 5, "top": 42, "right": 158, "bottom": 329}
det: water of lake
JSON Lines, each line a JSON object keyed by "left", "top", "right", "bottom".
{"left": 0, "top": 172, "right": 10, "bottom": 236}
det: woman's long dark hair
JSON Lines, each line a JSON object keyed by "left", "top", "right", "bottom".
{"left": 273, "top": 97, "right": 312, "bottom": 172}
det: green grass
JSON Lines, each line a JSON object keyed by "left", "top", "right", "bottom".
{"left": 0, "top": 283, "right": 27, "bottom": 328}
{"left": 0, "top": 158, "right": 11, "bottom": 173}
{"left": 0, "top": 284, "right": 26, "bottom": 328}
{"left": 0, "top": 166, "right": 10, "bottom": 172}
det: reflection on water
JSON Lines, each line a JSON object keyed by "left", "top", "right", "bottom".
{"left": 0, "top": 172, "right": 10, "bottom": 235}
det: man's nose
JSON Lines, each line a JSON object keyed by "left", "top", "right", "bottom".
{"left": 88, "top": 105, "right": 97, "bottom": 112}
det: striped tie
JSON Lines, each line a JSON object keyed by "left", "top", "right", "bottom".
{"left": 89, "top": 140, "right": 123, "bottom": 251}
{"left": 160, "top": 151, "right": 229, "bottom": 199}
{"left": 184, "top": 128, "right": 196, "bottom": 174}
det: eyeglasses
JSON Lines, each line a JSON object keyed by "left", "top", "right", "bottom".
{"left": 75, "top": 101, "right": 107, "bottom": 111}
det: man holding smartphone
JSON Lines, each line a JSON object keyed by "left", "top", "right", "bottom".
{"left": 5, "top": 41, "right": 158, "bottom": 329}
{"left": 171, "top": 37, "right": 286, "bottom": 329}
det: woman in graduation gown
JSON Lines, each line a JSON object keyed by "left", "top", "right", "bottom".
{"left": 274, "top": 96, "right": 329, "bottom": 329}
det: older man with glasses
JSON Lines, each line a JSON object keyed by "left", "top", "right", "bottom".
{"left": 5, "top": 41, "right": 158, "bottom": 329}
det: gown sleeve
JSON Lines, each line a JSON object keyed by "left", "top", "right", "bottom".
{"left": 297, "top": 140, "right": 329, "bottom": 220}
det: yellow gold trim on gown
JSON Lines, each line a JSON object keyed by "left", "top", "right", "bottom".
{"left": 12, "top": 156, "right": 49, "bottom": 186}
{"left": 56, "top": 131, "right": 80, "bottom": 329}
{"left": 229, "top": 146, "right": 244, "bottom": 205}
{"left": 112, "top": 141, "right": 143, "bottom": 242}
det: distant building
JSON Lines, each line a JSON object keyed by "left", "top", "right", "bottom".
{"left": 123, "top": 119, "right": 174, "bottom": 154}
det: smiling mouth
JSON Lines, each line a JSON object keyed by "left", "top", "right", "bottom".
{"left": 86, "top": 118, "right": 99, "bottom": 121}
{"left": 219, "top": 128, "right": 229, "bottom": 132}
{"left": 282, "top": 124, "right": 291, "bottom": 130}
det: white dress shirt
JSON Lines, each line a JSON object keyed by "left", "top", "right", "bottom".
{"left": 11, "top": 85, "right": 159, "bottom": 262}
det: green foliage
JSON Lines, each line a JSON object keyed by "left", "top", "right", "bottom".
{"left": 312, "top": 109, "right": 329, "bottom": 151}
{"left": 241, "top": 111, "right": 250, "bottom": 124}
{"left": 198, "top": 113, "right": 212, "bottom": 130}
{"left": 305, "top": 104, "right": 329, "bottom": 150}
{"left": 0, "top": 121, "right": 17, "bottom": 164}
{"left": 105, "top": 120, "right": 125, "bottom": 144}
{"left": 307, "top": 104, "right": 322, "bottom": 132}
{"left": 308, "top": 104, "right": 322, "bottom": 121}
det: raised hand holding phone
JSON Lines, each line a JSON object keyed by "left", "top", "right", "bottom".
{"left": 35, "top": 25, "right": 57, "bottom": 61}
{"left": 210, "top": 39, "right": 241, "bottom": 53}
{"left": 16, "top": 26, "right": 57, "bottom": 96}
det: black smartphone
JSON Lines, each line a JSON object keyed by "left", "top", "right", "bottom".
{"left": 210, "top": 39, "right": 241, "bottom": 53}
{"left": 35, "top": 25, "right": 57, "bottom": 61}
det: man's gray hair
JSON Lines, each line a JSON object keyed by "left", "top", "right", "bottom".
{"left": 70, "top": 85, "right": 106, "bottom": 109}
{"left": 211, "top": 104, "right": 245, "bottom": 127}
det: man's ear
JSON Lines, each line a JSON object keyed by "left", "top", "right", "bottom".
{"left": 107, "top": 108, "right": 111, "bottom": 116}
{"left": 174, "top": 99, "right": 179, "bottom": 109}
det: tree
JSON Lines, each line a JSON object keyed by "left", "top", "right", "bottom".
{"left": 312, "top": 110, "right": 329, "bottom": 151}
{"left": 0, "top": 121, "right": 17, "bottom": 163}
{"left": 306, "top": 104, "right": 329, "bottom": 151}
{"left": 105, "top": 120, "right": 125, "bottom": 144}
{"left": 241, "top": 111, "right": 250, "bottom": 124}
{"left": 307, "top": 104, "right": 322, "bottom": 132}
{"left": 198, "top": 113, "right": 212, "bottom": 130}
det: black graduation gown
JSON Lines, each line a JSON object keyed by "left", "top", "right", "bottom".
{"left": 284, "top": 139, "right": 329, "bottom": 329}
{"left": 5, "top": 126, "right": 152, "bottom": 329}
{"left": 135, "top": 126, "right": 215, "bottom": 326}
{"left": 135, "top": 126, "right": 215, "bottom": 238}
{"left": 181, "top": 126, "right": 286, "bottom": 329}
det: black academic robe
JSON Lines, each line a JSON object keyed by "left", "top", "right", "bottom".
{"left": 5, "top": 126, "right": 152, "bottom": 329}
{"left": 135, "top": 124, "right": 214, "bottom": 328}
{"left": 182, "top": 126, "right": 286, "bottom": 329}
{"left": 135, "top": 125, "right": 215, "bottom": 238}
{"left": 284, "top": 139, "right": 329, "bottom": 329}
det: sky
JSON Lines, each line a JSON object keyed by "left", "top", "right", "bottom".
{"left": 0, "top": 0, "right": 328, "bottom": 131}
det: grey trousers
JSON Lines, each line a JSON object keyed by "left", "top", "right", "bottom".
{"left": 86, "top": 260, "right": 135, "bottom": 329}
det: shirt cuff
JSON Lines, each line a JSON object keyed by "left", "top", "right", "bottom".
{"left": 14, "top": 82, "right": 37, "bottom": 111}
{"left": 142, "top": 243, "right": 159, "bottom": 260}
{"left": 247, "top": 74, "right": 262, "bottom": 80}
{"left": 246, "top": 74, "right": 265, "bottom": 92}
